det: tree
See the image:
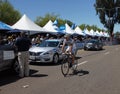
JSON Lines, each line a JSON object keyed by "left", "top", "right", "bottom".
{"left": 35, "top": 13, "right": 59, "bottom": 27}
{"left": 0, "top": 0, "right": 21, "bottom": 25}
{"left": 35, "top": 13, "right": 73, "bottom": 27}
{"left": 79, "top": 24, "right": 86, "bottom": 31}
{"left": 94, "top": 0, "right": 120, "bottom": 38}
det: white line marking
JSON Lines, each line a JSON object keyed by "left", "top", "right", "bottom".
{"left": 22, "top": 85, "right": 29, "bottom": 88}
{"left": 104, "top": 52, "right": 110, "bottom": 55}
{"left": 77, "top": 61, "right": 88, "bottom": 66}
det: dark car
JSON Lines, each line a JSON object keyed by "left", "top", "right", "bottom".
{"left": 0, "top": 43, "right": 20, "bottom": 74}
{"left": 84, "top": 39, "right": 103, "bottom": 51}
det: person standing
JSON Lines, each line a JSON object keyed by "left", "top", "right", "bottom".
{"left": 15, "top": 32, "right": 31, "bottom": 78}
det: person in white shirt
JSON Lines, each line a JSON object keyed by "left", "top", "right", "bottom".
{"left": 61, "top": 34, "right": 76, "bottom": 67}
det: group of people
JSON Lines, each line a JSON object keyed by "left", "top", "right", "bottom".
{"left": 17, "top": 33, "right": 78, "bottom": 77}
{"left": 1, "top": 31, "right": 80, "bottom": 78}
{"left": 17, "top": 32, "right": 79, "bottom": 77}
{"left": 31, "top": 35, "right": 46, "bottom": 45}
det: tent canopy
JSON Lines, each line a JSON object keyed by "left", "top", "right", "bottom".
{"left": 84, "top": 29, "right": 93, "bottom": 36}
{"left": 0, "top": 21, "right": 12, "bottom": 31}
{"left": 90, "top": 29, "right": 96, "bottom": 36}
{"left": 64, "top": 23, "right": 75, "bottom": 34}
{"left": 74, "top": 26, "right": 85, "bottom": 36}
{"left": 8, "top": 29, "right": 21, "bottom": 33}
{"left": 12, "top": 14, "right": 46, "bottom": 33}
{"left": 43, "top": 20, "right": 58, "bottom": 33}
{"left": 43, "top": 20, "right": 66, "bottom": 36}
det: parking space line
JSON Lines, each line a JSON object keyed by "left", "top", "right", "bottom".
{"left": 77, "top": 61, "right": 88, "bottom": 66}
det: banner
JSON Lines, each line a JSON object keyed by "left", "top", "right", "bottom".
{"left": 53, "top": 20, "right": 58, "bottom": 26}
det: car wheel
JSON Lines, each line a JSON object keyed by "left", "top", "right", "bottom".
{"left": 84, "top": 47, "right": 86, "bottom": 50}
{"left": 12, "top": 59, "right": 20, "bottom": 74}
{"left": 101, "top": 47, "right": 103, "bottom": 50}
{"left": 53, "top": 54, "right": 59, "bottom": 64}
{"left": 84, "top": 47, "right": 88, "bottom": 51}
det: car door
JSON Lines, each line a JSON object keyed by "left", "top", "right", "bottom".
{"left": 0, "top": 50, "right": 4, "bottom": 71}
{"left": 0, "top": 45, "right": 15, "bottom": 71}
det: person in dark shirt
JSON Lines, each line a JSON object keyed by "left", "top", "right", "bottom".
{"left": 15, "top": 32, "right": 31, "bottom": 78}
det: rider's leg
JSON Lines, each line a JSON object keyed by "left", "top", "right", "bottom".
{"left": 72, "top": 54, "right": 75, "bottom": 65}
{"left": 72, "top": 50, "right": 76, "bottom": 65}
{"left": 69, "top": 54, "right": 74, "bottom": 67}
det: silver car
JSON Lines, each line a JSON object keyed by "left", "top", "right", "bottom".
{"left": 29, "top": 39, "right": 63, "bottom": 64}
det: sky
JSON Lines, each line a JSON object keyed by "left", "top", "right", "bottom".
{"left": 9, "top": 0, "right": 120, "bottom": 32}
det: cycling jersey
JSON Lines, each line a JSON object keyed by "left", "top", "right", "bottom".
{"left": 63, "top": 38, "right": 76, "bottom": 55}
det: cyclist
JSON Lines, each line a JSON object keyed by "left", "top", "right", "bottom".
{"left": 61, "top": 34, "right": 76, "bottom": 68}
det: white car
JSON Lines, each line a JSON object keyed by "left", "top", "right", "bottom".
{"left": 29, "top": 39, "right": 63, "bottom": 64}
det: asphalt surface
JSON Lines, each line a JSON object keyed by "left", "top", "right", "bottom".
{"left": 0, "top": 45, "right": 120, "bottom": 94}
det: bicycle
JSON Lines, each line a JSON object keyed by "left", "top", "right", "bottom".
{"left": 61, "top": 53, "right": 78, "bottom": 77}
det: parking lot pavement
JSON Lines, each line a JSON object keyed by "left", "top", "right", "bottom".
{"left": 0, "top": 45, "right": 120, "bottom": 94}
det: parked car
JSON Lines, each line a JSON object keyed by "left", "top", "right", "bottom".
{"left": 75, "top": 41, "right": 84, "bottom": 50}
{"left": 0, "top": 44, "right": 20, "bottom": 74}
{"left": 29, "top": 39, "right": 63, "bottom": 64}
{"left": 84, "top": 39, "right": 103, "bottom": 51}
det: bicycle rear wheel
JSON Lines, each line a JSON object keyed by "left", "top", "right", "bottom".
{"left": 61, "top": 59, "right": 69, "bottom": 77}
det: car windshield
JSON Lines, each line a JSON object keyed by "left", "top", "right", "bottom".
{"left": 87, "top": 39, "right": 98, "bottom": 43}
{"left": 37, "top": 40, "right": 59, "bottom": 47}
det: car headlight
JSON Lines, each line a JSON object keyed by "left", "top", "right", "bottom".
{"left": 43, "top": 50, "right": 53, "bottom": 55}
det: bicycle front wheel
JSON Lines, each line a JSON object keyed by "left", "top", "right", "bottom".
{"left": 61, "top": 59, "right": 69, "bottom": 77}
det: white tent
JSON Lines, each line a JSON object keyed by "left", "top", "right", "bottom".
{"left": 95, "top": 30, "right": 101, "bottom": 37}
{"left": 90, "top": 29, "right": 96, "bottom": 36}
{"left": 64, "top": 23, "right": 75, "bottom": 34}
{"left": 74, "top": 26, "right": 85, "bottom": 36}
{"left": 43, "top": 20, "right": 58, "bottom": 33}
{"left": 104, "top": 32, "right": 110, "bottom": 37}
{"left": 99, "top": 31, "right": 104, "bottom": 37}
{"left": 84, "top": 29, "right": 92, "bottom": 36}
{"left": 12, "top": 14, "right": 47, "bottom": 34}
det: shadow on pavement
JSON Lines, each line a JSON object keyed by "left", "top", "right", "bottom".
{"left": 29, "top": 61, "right": 62, "bottom": 66}
{"left": 0, "top": 69, "right": 39, "bottom": 86}
{"left": 69, "top": 69, "right": 89, "bottom": 77}
{"left": 30, "top": 69, "right": 48, "bottom": 77}
{"left": 75, "top": 56, "right": 82, "bottom": 60}
{"left": 0, "top": 70, "right": 20, "bottom": 86}
{"left": 77, "top": 69, "right": 89, "bottom": 76}
{"left": 30, "top": 74, "right": 48, "bottom": 77}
